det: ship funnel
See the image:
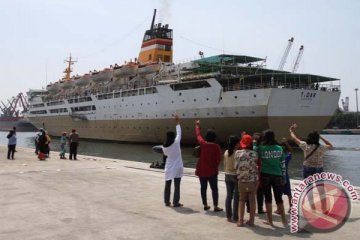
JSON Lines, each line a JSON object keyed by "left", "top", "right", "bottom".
{"left": 150, "top": 9, "right": 157, "bottom": 30}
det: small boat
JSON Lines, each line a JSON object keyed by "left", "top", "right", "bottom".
{"left": 113, "top": 62, "right": 138, "bottom": 77}
{"left": 137, "top": 62, "right": 160, "bottom": 75}
{"left": 46, "top": 82, "right": 60, "bottom": 92}
{"left": 74, "top": 74, "right": 91, "bottom": 86}
{"left": 92, "top": 68, "right": 113, "bottom": 83}
{"left": 59, "top": 79, "right": 75, "bottom": 89}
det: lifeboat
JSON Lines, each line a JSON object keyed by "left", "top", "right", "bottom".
{"left": 59, "top": 79, "right": 75, "bottom": 89}
{"left": 113, "top": 62, "right": 138, "bottom": 77}
{"left": 74, "top": 74, "right": 91, "bottom": 87}
{"left": 137, "top": 62, "right": 160, "bottom": 75}
{"left": 91, "top": 68, "right": 113, "bottom": 83}
{"left": 46, "top": 82, "right": 60, "bottom": 92}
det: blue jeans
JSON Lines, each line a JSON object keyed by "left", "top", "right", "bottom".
{"left": 225, "top": 174, "right": 239, "bottom": 221}
{"left": 303, "top": 166, "right": 323, "bottom": 179}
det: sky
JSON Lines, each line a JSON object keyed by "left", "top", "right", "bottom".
{"left": 1, "top": 0, "right": 359, "bottom": 111}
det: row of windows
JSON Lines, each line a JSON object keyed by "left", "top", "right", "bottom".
{"left": 31, "top": 103, "right": 45, "bottom": 108}
{"left": 68, "top": 96, "right": 92, "bottom": 104}
{"left": 47, "top": 101, "right": 65, "bottom": 106}
{"left": 30, "top": 110, "right": 47, "bottom": 114}
{"left": 71, "top": 105, "right": 96, "bottom": 112}
{"left": 50, "top": 108, "right": 68, "bottom": 113}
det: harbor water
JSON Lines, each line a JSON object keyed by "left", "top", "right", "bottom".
{"left": 1, "top": 131, "right": 359, "bottom": 186}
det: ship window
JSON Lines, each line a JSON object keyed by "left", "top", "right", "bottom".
{"left": 164, "top": 56, "right": 171, "bottom": 62}
{"left": 170, "top": 81, "right": 210, "bottom": 91}
{"left": 30, "top": 110, "right": 47, "bottom": 114}
{"left": 32, "top": 103, "right": 45, "bottom": 108}
{"left": 148, "top": 54, "right": 152, "bottom": 61}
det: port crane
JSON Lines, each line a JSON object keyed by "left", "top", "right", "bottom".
{"left": 0, "top": 93, "right": 28, "bottom": 117}
{"left": 278, "top": 37, "right": 294, "bottom": 71}
{"left": 292, "top": 45, "right": 304, "bottom": 73}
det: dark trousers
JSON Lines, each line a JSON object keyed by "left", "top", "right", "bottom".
{"left": 164, "top": 178, "right": 181, "bottom": 205}
{"left": 225, "top": 174, "right": 239, "bottom": 220}
{"left": 199, "top": 175, "right": 219, "bottom": 207}
{"left": 7, "top": 144, "right": 16, "bottom": 159}
{"left": 69, "top": 142, "right": 78, "bottom": 160}
{"left": 257, "top": 186, "right": 265, "bottom": 211}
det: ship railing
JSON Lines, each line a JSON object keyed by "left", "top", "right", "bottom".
{"left": 222, "top": 82, "right": 340, "bottom": 92}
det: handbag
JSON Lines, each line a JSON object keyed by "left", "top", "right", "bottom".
{"left": 192, "top": 145, "right": 201, "bottom": 158}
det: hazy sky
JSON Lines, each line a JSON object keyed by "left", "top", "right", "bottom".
{"left": 1, "top": 0, "right": 359, "bottom": 111}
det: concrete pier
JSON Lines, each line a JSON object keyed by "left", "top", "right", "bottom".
{"left": 0, "top": 145, "right": 359, "bottom": 240}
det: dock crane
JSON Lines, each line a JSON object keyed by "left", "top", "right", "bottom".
{"left": 278, "top": 37, "right": 294, "bottom": 71}
{"left": 292, "top": 45, "right": 304, "bottom": 73}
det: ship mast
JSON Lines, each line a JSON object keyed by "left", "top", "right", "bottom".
{"left": 63, "top": 54, "right": 77, "bottom": 80}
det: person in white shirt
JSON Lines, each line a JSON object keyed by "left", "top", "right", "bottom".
{"left": 162, "top": 115, "right": 184, "bottom": 207}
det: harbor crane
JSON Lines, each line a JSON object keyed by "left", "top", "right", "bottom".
{"left": 0, "top": 93, "right": 28, "bottom": 117}
{"left": 292, "top": 45, "right": 304, "bottom": 73}
{"left": 278, "top": 37, "right": 294, "bottom": 71}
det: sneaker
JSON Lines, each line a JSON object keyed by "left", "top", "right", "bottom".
{"left": 173, "top": 203, "right": 183, "bottom": 207}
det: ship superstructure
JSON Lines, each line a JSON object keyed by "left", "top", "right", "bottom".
{"left": 26, "top": 10, "right": 340, "bottom": 143}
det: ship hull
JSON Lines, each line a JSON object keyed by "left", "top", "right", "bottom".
{"left": 27, "top": 81, "right": 340, "bottom": 144}
{"left": 0, "top": 118, "right": 38, "bottom": 132}
{"left": 27, "top": 115, "right": 334, "bottom": 144}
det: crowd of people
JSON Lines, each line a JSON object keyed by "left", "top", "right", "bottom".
{"left": 161, "top": 116, "right": 333, "bottom": 228}
{"left": 33, "top": 128, "right": 80, "bottom": 160}
{"left": 5, "top": 117, "right": 333, "bottom": 228}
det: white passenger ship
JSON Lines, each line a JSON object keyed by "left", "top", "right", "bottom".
{"left": 26, "top": 10, "right": 340, "bottom": 144}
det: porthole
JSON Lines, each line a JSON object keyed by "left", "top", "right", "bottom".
{"left": 253, "top": 94, "right": 256, "bottom": 98}
{"left": 179, "top": 92, "right": 182, "bottom": 96}
{"left": 182, "top": 113, "right": 185, "bottom": 116}
{"left": 194, "top": 99, "right": 196, "bottom": 102}
{"left": 235, "top": 111, "right": 239, "bottom": 115}
{"left": 206, "top": 98, "right": 209, "bottom": 101}
{"left": 234, "top": 96, "right": 238, "bottom": 99}
{"left": 182, "top": 100, "right": 185, "bottom": 102}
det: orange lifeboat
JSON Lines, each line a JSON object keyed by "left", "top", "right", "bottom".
{"left": 46, "top": 82, "right": 60, "bottom": 92}
{"left": 91, "top": 68, "right": 113, "bottom": 83}
{"left": 59, "top": 79, "right": 75, "bottom": 89}
{"left": 113, "top": 62, "right": 138, "bottom": 77}
{"left": 74, "top": 74, "right": 91, "bottom": 87}
{"left": 137, "top": 62, "right": 160, "bottom": 75}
